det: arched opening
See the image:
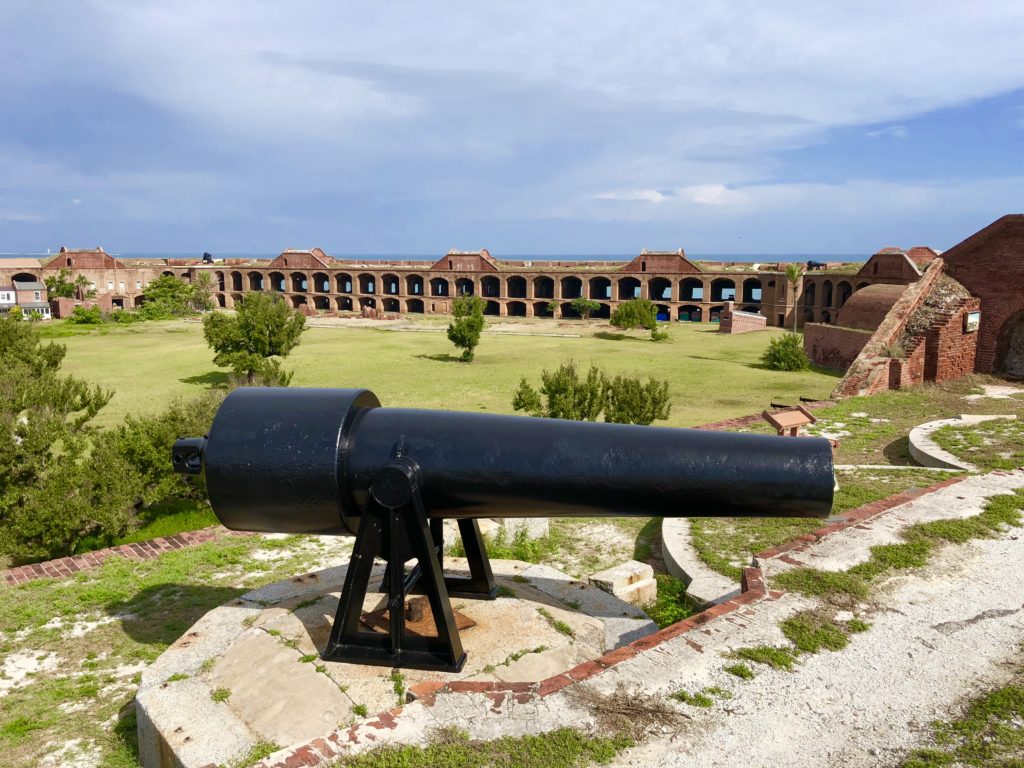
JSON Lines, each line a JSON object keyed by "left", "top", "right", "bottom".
{"left": 680, "top": 278, "right": 703, "bottom": 302}
{"left": 314, "top": 295, "right": 330, "bottom": 310}
{"left": 382, "top": 274, "right": 400, "bottom": 295}
{"left": 823, "top": 280, "right": 834, "bottom": 308}
{"left": 455, "top": 278, "right": 475, "bottom": 296}
{"left": 805, "top": 308, "right": 815, "bottom": 323}
{"left": 654, "top": 303, "right": 671, "bottom": 321}
{"left": 709, "top": 305, "right": 725, "bottom": 323}
{"left": 230, "top": 271, "right": 243, "bottom": 291}
{"left": 648, "top": 278, "right": 672, "bottom": 301}
{"left": 589, "top": 276, "right": 611, "bottom": 300}
{"left": 822, "top": 310, "right": 832, "bottom": 324}
{"left": 313, "top": 272, "right": 330, "bottom": 293}
{"left": 359, "top": 297, "right": 377, "bottom": 309}
{"left": 507, "top": 301, "right": 527, "bottom": 317}
{"left": 430, "top": 277, "right": 450, "bottom": 297}
{"left": 593, "top": 302, "right": 611, "bottom": 319}
{"left": 533, "top": 300, "right": 553, "bottom": 317}
{"left": 804, "top": 282, "right": 817, "bottom": 307}
{"left": 836, "top": 281, "right": 853, "bottom": 308}
{"left": 161, "top": 270, "right": 175, "bottom": 278}
{"left": 247, "top": 271, "right": 264, "bottom": 291}
{"left": 383, "top": 298, "right": 400, "bottom": 313}
{"left": 406, "top": 298, "right": 424, "bottom": 313}
{"left": 134, "top": 295, "right": 146, "bottom": 308}
{"left": 678, "top": 305, "right": 702, "bottom": 322}
{"left": 13, "top": 272, "right": 37, "bottom": 283}
{"left": 290, "top": 272, "right": 307, "bottom": 292}
{"left": 406, "top": 275, "right": 424, "bottom": 295}
{"left": 997, "top": 310, "right": 1024, "bottom": 378}
{"left": 336, "top": 296, "right": 353, "bottom": 311}
{"left": 216, "top": 293, "right": 226, "bottom": 307}
{"left": 231, "top": 293, "right": 243, "bottom": 306}
{"left": 533, "top": 276, "right": 554, "bottom": 299}
{"left": 336, "top": 273, "right": 353, "bottom": 293}
{"left": 856, "top": 282, "right": 870, "bottom": 293}
{"left": 481, "top": 276, "right": 501, "bottom": 298}
{"left": 506, "top": 276, "right": 527, "bottom": 299}
{"left": 617, "top": 277, "right": 641, "bottom": 300}
{"left": 560, "top": 276, "right": 583, "bottom": 300}
{"left": 710, "top": 279, "right": 736, "bottom": 302}
{"left": 214, "top": 271, "right": 225, "bottom": 291}
{"left": 269, "top": 272, "right": 285, "bottom": 292}
{"left": 291, "top": 296, "right": 307, "bottom": 308}
{"left": 561, "top": 301, "right": 580, "bottom": 319}
{"left": 358, "top": 273, "right": 376, "bottom": 294}
{"left": 742, "top": 278, "right": 762, "bottom": 303}
{"left": 484, "top": 300, "right": 500, "bottom": 316}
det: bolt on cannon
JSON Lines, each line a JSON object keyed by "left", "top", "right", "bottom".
{"left": 173, "top": 387, "right": 834, "bottom": 672}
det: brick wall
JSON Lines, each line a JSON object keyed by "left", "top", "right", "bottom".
{"left": 804, "top": 325, "right": 873, "bottom": 370}
{"left": 718, "top": 303, "right": 767, "bottom": 334}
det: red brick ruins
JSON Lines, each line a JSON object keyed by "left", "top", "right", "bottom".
{"left": 1, "top": 215, "right": 1021, "bottom": 387}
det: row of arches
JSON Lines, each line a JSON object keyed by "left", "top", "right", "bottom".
{"left": 802, "top": 279, "right": 870, "bottom": 311}
{"left": 212, "top": 292, "right": 747, "bottom": 322}
{"left": 210, "top": 270, "right": 766, "bottom": 303}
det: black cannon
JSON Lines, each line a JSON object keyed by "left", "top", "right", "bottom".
{"left": 173, "top": 387, "right": 834, "bottom": 671}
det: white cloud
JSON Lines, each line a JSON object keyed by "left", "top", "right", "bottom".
{"left": 866, "top": 125, "right": 909, "bottom": 139}
{"left": 0, "top": 210, "right": 43, "bottom": 223}
{"left": 593, "top": 189, "right": 669, "bottom": 203}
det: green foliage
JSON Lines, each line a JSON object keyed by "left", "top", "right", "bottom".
{"left": 604, "top": 374, "right": 671, "bottom": 425}
{"left": 109, "top": 308, "right": 141, "bottom": 324}
{"left": 610, "top": 298, "right": 657, "bottom": 332}
{"left": 761, "top": 333, "right": 810, "bottom": 371}
{"left": 0, "top": 317, "right": 131, "bottom": 560}
{"left": 512, "top": 361, "right": 671, "bottom": 425}
{"left": 780, "top": 612, "right": 850, "bottom": 653}
{"left": 731, "top": 645, "right": 798, "bottom": 671}
{"left": 43, "top": 268, "right": 93, "bottom": 300}
{"left": 446, "top": 294, "right": 486, "bottom": 361}
{"left": 723, "top": 663, "right": 755, "bottom": 680}
{"left": 546, "top": 300, "right": 559, "bottom": 316}
{"left": 650, "top": 327, "right": 669, "bottom": 342}
{"left": 203, "top": 293, "right": 306, "bottom": 385}
{"left": 210, "top": 687, "right": 231, "bottom": 702}
{"left": 671, "top": 690, "right": 714, "bottom": 707}
{"left": 139, "top": 274, "right": 197, "bottom": 319}
{"left": 66, "top": 305, "right": 105, "bottom": 325}
{"left": 333, "top": 727, "right": 632, "bottom": 768}
{"left": 785, "top": 263, "right": 803, "bottom": 332}
{"left": 351, "top": 703, "right": 369, "bottom": 717}
{"left": 513, "top": 362, "right": 606, "bottom": 421}
{"left": 569, "top": 297, "right": 601, "bottom": 320}
{"left": 8, "top": 305, "right": 24, "bottom": 321}
{"left": 645, "top": 573, "right": 697, "bottom": 628}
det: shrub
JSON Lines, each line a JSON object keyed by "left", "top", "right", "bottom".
{"left": 66, "top": 305, "right": 105, "bottom": 325}
{"left": 610, "top": 298, "right": 656, "bottom": 332}
{"left": 761, "top": 333, "right": 810, "bottom": 371}
{"left": 203, "top": 293, "right": 306, "bottom": 384}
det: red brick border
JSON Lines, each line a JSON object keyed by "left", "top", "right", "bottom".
{"left": 1, "top": 527, "right": 250, "bottom": 587}
{"left": 692, "top": 400, "right": 833, "bottom": 432}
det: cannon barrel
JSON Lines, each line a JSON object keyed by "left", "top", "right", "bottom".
{"left": 173, "top": 387, "right": 834, "bottom": 535}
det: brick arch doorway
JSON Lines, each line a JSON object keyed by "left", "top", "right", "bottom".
{"left": 996, "top": 309, "right": 1024, "bottom": 378}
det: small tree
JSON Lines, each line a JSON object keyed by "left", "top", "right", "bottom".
{"left": 447, "top": 294, "right": 486, "bottom": 361}
{"left": 43, "top": 268, "right": 78, "bottom": 299}
{"left": 140, "top": 274, "right": 194, "bottom": 319}
{"left": 570, "top": 297, "right": 601, "bottom": 321}
{"left": 74, "top": 274, "right": 95, "bottom": 299}
{"left": 513, "top": 361, "right": 671, "bottom": 425}
{"left": 203, "top": 292, "right": 306, "bottom": 384}
{"left": 188, "top": 272, "right": 215, "bottom": 312}
{"left": 610, "top": 298, "right": 657, "bottom": 332}
{"left": 785, "top": 263, "right": 803, "bottom": 333}
{"left": 546, "top": 300, "right": 560, "bottom": 317}
{"left": 762, "top": 333, "right": 810, "bottom": 371}
{"left": 8, "top": 306, "right": 23, "bottom": 321}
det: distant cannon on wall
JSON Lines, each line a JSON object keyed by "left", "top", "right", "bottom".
{"left": 173, "top": 388, "right": 834, "bottom": 671}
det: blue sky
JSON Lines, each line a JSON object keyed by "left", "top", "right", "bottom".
{"left": 2, "top": 1, "right": 1023, "bottom": 255}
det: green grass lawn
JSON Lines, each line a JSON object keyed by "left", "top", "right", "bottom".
{"left": 45, "top": 318, "right": 837, "bottom": 429}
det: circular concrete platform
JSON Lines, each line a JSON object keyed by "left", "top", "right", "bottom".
{"left": 136, "top": 557, "right": 655, "bottom": 768}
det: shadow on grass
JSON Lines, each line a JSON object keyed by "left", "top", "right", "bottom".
{"left": 109, "top": 584, "right": 248, "bottom": 647}
{"left": 179, "top": 370, "right": 232, "bottom": 387}
{"left": 593, "top": 331, "right": 646, "bottom": 342}
{"left": 633, "top": 517, "right": 662, "bottom": 565}
{"left": 414, "top": 353, "right": 464, "bottom": 363}
{"left": 883, "top": 436, "right": 914, "bottom": 464}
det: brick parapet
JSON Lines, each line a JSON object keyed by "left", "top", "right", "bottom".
{"left": 0, "top": 527, "right": 251, "bottom": 587}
